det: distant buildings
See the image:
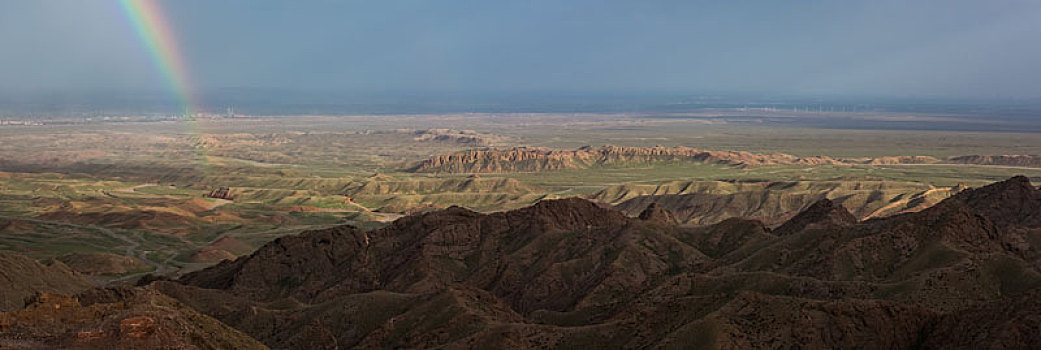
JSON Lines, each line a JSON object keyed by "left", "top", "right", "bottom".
{"left": 206, "top": 187, "right": 234, "bottom": 200}
{"left": 0, "top": 120, "right": 43, "bottom": 126}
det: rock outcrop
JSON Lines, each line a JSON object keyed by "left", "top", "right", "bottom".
{"left": 0, "top": 287, "right": 264, "bottom": 349}
{"left": 409, "top": 128, "right": 508, "bottom": 146}
{"left": 941, "top": 175, "right": 1040, "bottom": 229}
{"left": 411, "top": 145, "right": 1041, "bottom": 174}
{"left": 605, "top": 180, "right": 960, "bottom": 225}
{"left": 947, "top": 154, "right": 1041, "bottom": 167}
{"left": 409, "top": 145, "right": 855, "bottom": 173}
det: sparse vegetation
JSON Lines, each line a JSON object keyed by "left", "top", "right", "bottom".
{"left": 0, "top": 114, "right": 1039, "bottom": 281}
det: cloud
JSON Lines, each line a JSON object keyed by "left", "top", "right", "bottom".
{"left": 1, "top": 0, "right": 1038, "bottom": 98}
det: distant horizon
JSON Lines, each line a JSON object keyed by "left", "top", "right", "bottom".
{"left": 4, "top": 87, "right": 1041, "bottom": 119}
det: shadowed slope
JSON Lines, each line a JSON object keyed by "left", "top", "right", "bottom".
{"left": 772, "top": 198, "right": 856, "bottom": 236}
{"left": 157, "top": 176, "right": 1041, "bottom": 349}
{"left": 0, "top": 251, "right": 94, "bottom": 311}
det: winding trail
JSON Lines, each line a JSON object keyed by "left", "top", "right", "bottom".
{"left": 115, "top": 183, "right": 157, "bottom": 193}
{"left": 0, "top": 215, "right": 139, "bottom": 257}
{"left": 0, "top": 214, "right": 152, "bottom": 285}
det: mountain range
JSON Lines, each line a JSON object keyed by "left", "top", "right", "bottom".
{"left": 409, "top": 145, "right": 1041, "bottom": 173}
{"left": 1, "top": 176, "right": 1040, "bottom": 349}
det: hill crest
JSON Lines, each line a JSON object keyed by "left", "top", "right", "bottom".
{"left": 153, "top": 176, "right": 1041, "bottom": 348}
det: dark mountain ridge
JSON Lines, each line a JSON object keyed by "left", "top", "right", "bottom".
{"left": 154, "top": 176, "right": 1041, "bottom": 348}
{"left": 3, "top": 176, "right": 1040, "bottom": 348}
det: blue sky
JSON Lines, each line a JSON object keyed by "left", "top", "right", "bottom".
{"left": 2, "top": 0, "right": 1040, "bottom": 98}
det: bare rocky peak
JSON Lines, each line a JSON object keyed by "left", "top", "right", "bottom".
{"left": 772, "top": 198, "right": 857, "bottom": 236}
{"left": 638, "top": 202, "right": 679, "bottom": 224}
{"left": 942, "top": 175, "right": 1041, "bottom": 229}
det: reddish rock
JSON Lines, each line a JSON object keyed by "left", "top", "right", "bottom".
{"left": 119, "top": 316, "right": 156, "bottom": 339}
{"left": 76, "top": 328, "right": 105, "bottom": 341}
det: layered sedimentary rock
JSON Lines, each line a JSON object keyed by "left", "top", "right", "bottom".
{"left": 412, "top": 145, "right": 1041, "bottom": 174}
{"left": 947, "top": 154, "right": 1041, "bottom": 167}
{"left": 409, "top": 145, "right": 950, "bottom": 173}
{"left": 603, "top": 180, "right": 961, "bottom": 225}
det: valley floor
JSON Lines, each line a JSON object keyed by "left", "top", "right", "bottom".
{"left": 0, "top": 112, "right": 1039, "bottom": 280}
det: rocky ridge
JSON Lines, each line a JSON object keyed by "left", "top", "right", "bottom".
{"left": 410, "top": 145, "right": 1041, "bottom": 174}
{"left": 409, "top": 145, "right": 944, "bottom": 173}
{"left": 408, "top": 128, "right": 508, "bottom": 146}
{"left": 947, "top": 154, "right": 1041, "bottom": 167}
{"left": 145, "top": 176, "right": 1041, "bottom": 348}
{"left": 3, "top": 176, "right": 1040, "bottom": 348}
{"left": 605, "top": 179, "right": 960, "bottom": 225}
{"left": 771, "top": 198, "right": 857, "bottom": 236}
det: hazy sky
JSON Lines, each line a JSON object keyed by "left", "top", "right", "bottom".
{"left": 2, "top": 0, "right": 1040, "bottom": 98}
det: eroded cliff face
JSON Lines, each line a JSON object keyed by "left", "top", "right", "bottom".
{"left": 411, "top": 145, "right": 1041, "bottom": 175}
{"left": 408, "top": 145, "right": 836, "bottom": 173}
{"left": 947, "top": 154, "right": 1041, "bottom": 167}
{"left": 605, "top": 179, "right": 961, "bottom": 226}
{"left": 408, "top": 145, "right": 948, "bottom": 174}
{"left": 128, "top": 176, "right": 1041, "bottom": 349}
{"left": 409, "top": 146, "right": 592, "bottom": 173}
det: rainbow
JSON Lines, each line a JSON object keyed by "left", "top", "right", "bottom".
{"left": 118, "top": 0, "right": 197, "bottom": 117}
{"left": 119, "top": 0, "right": 216, "bottom": 179}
